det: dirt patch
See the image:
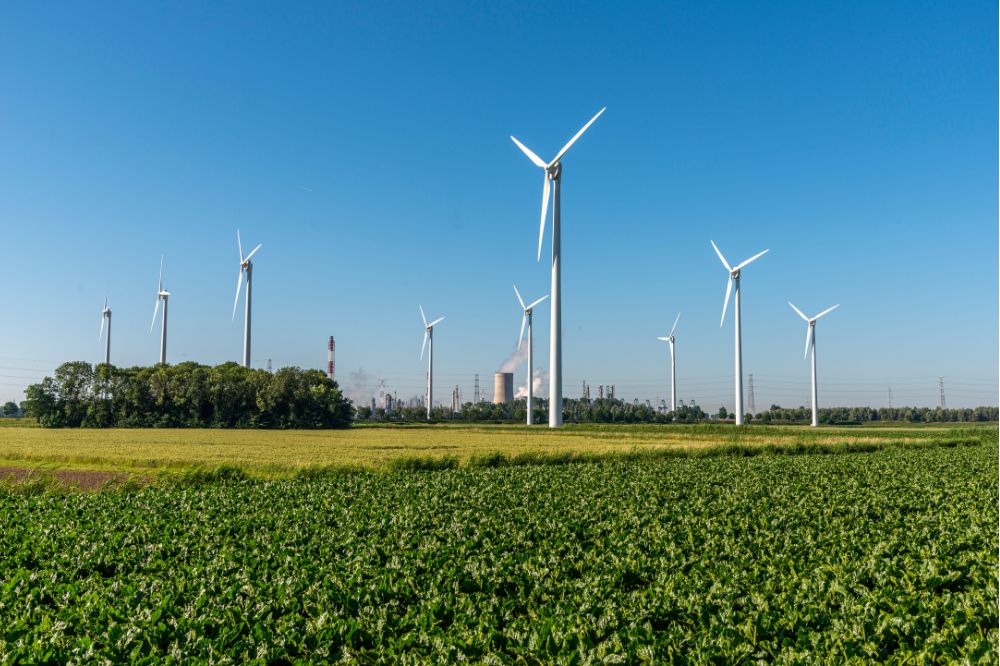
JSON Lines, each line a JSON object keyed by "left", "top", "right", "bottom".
{"left": 0, "top": 467, "right": 146, "bottom": 491}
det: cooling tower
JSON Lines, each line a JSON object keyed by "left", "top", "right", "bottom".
{"left": 493, "top": 372, "right": 514, "bottom": 404}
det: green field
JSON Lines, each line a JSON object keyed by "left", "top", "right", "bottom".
{"left": 0, "top": 421, "right": 990, "bottom": 476}
{"left": 1, "top": 440, "right": 996, "bottom": 662}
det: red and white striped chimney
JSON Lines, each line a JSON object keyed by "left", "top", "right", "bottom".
{"left": 327, "top": 336, "right": 335, "bottom": 380}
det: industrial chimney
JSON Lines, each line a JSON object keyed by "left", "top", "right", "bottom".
{"left": 327, "top": 336, "right": 335, "bottom": 380}
{"left": 493, "top": 372, "right": 514, "bottom": 403}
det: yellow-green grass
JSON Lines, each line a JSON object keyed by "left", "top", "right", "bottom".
{"left": 0, "top": 421, "right": 991, "bottom": 477}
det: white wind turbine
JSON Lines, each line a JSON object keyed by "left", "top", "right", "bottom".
{"left": 711, "top": 240, "right": 769, "bottom": 425}
{"left": 789, "top": 302, "right": 840, "bottom": 427}
{"left": 513, "top": 284, "right": 549, "bottom": 425}
{"left": 150, "top": 256, "right": 171, "bottom": 364}
{"left": 657, "top": 312, "right": 681, "bottom": 412}
{"left": 419, "top": 305, "right": 445, "bottom": 420}
{"left": 232, "top": 230, "right": 262, "bottom": 368}
{"left": 511, "top": 107, "right": 605, "bottom": 428}
{"left": 99, "top": 292, "right": 111, "bottom": 366}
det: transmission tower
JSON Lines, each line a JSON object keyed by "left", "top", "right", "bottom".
{"left": 747, "top": 374, "right": 756, "bottom": 415}
{"left": 938, "top": 377, "right": 946, "bottom": 409}
{"left": 473, "top": 374, "right": 480, "bottom": 404}
{"left": 887, "top": 386, "right": 892, "bottom": 408}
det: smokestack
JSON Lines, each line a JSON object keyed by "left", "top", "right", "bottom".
{"left": 327, "top": 336, "right": 335, "bottom": 380}
{"left": 493, "top": 372, "right": 514, "bottom": 403}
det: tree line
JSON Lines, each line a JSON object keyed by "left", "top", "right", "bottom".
{"left": 22, "top": 362, "right": 352, "bottom": 428}
{"left": 357, "top": 398, "right": 995, "bottom": 425}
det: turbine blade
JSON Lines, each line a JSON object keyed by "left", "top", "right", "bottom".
{"left": 813, "top": 304, "right": 840, "bottom": 320}
{"left": 150, "top": 297, "right": 160, "bottom": 333}
{"left": 788, "top": 302, "right": 809, "bottom": 321}
{"left": 99, "top": 315, "right": 105, "bottom": 341}
{"left": 734, "top": 248, "right": 769, "bottom": 271}
{"left": 510, "top": 136, "right": 546, "bottom": 168}
{"left": 232, "top": 269, "right": 244, "bottom": 320}
{"left": 237, "top": 229, "right": 244, "bottom": 262}
{"left": 669, "top": 312, "right": 681, "bottom": 337}
{"left": 551, "top": 107, "right": 606, "bottom": 165}
{"left": 428, "top": 316, "right": 445, "bottom": 328}
{"left": 158, "top": 255, "right": 164, "bottom": 291}
{"left": 419, "top": 305, "right": 427, "bottom": 327}
{"left": 720, "top": 276, "right": 733, "bottom": 327}
{"left": 657, "top": 336, "right": 669, "bottom": 341}
{"left": 243, "top": 243, "right": 263, "bottom": 263}
{"left": 513, "top": 283, "right": 526, "bottom": 310}
{"left": 420, "top": 330, "right": 428, "bottom": 360}
{"left": 804, "top": 325, "right": 813, "bottom": 359}
{"left": 518, "top": 313, "right": 527, "bottom": 349}
{"left": 537, "top": 174, "right": 550, "bottom": 262}
{"left": 527, "top": 294, "right": 549, "bottom": 309}
{"left": 710, "top": 240, "right": 732, "bottom": 272}
{"left": 103, "top": 291, "right": 108, "bottom": 309}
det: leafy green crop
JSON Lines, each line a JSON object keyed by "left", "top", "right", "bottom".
{"left": 0, "top": 444, "right": 995, "bottom": 663}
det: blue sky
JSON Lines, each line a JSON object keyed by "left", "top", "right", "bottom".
{"left": 0, "top": 1, "right": 996, "bottom": 410}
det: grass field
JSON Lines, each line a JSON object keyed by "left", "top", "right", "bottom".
{"left": 0, "top": 421, "right": 991, "bottom": 476}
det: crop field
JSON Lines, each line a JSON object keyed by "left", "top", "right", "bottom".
{"left": 0, "top": 440, "right": 996, "bottom": 662}
{"left": 0, "top": 421, "right": 990, "bottom": 476}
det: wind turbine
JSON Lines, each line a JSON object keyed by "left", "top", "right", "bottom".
{"left": 150, "top": 256, "right": 171, "bottom": 364}
{"left": 789, "top": 302, "right": 840, "bottom": 427}
{"left": 232, "top": 230, "right": 262, "bottom": 368}
{"left": 657, "top": 312, "right": 681, "bottom": 412}
{"left": 99, "top": 292, "right": 111, "bottom": 366}
{"left": 419, "top": 305, "right": 445, "bottom": 420}
{"left": 711, "top": 240, "right": 769, "bottom": 425}
{"left": 511, "top": 107, "right": 605, "bottom": 428}
{"left": 513, "top": 284, "right": 549, "bottom": 425}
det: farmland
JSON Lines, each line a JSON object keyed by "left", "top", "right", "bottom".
{"left": 0, "top": 439, "right": 996, "bottom": 662}
{"left": 0, "top": 420, "right": 990, "bottom": 476}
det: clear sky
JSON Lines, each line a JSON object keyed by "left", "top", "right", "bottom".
{"left": 0, "top": 1, "right": 996, "bottom": 410}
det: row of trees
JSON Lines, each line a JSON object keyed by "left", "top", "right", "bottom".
{"left": 356, "top": 398, "right": 708, "bottom": 424}
{"left": 23, "top": 362, "right": 352, "bottom": 428}
{"left": 356, "top": 398, "right": 995, "bottom": 425}
{"left": 755, "top": 404, "right": 998, "bottom": 424}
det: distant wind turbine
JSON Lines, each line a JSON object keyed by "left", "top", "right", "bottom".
{"left": 789, "top": 302, "right": 840, "bottom": 427}
{"left": 511, "top": 107, "right": 605, "bottom": 428}
{"left": 513, "top": 284, "right": 549, "bottom": 425}
{"left": 711, "top": 240, "right": 769, "bottom": 425}
{"left": 99, "top": 292, "right": 111, "bottom": 366}
{"left": 150, "top": 256, "right": 171, "bottom": 364}
{"left": 419, "top": 305, "right": 445, "bottom": 420}
{"left": 232, "top": 230, "right": 263, "bottom": 368}
{"left": 657, "top": 312, "right": 681, "bottom": 412}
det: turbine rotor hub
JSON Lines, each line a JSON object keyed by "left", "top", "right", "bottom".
{"left": 546, "top": 162, "right": 562, "bottom": 180}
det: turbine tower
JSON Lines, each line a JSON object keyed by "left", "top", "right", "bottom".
{"left": 511, "top": 107, "right": 605, "bottom": 428}
{"left": 513, "top": 284, "right": 549, "bottom": 425}
{"left": 788, "top": 302, "right": 839, "bottom": 427}
{"left": 711, "top": 240, "right": 769, "bottom": 426}
{"left": 150, "top": 256, "right": 171, "bottom": 364}
{"left": 657, "top": 312, "right": 681, "bottom": 412}
{"left": 99, "top": 293, "right": 111, "bottom": 366}
{"left": 232, "top": 230, "right": 262, "bottom": 368}
{"left": 419, "top": 305, "right": 445, "bottom": 420}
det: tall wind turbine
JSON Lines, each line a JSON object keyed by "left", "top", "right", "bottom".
{"left": 232, "top": 230, "right": 262, "bottom": 368}
{"left": 150, "top": 256, "right": 171, "bottom": 365}
{"left": 99, "top": 293, "right": 111, "bottom": 366}
{"left": 789, "top": 302, "right": 840, "bottom": 427}
{"left": 419, "top": 305, "right": 445, "bottom": 420}
{"left": 711, "top": 240, "right": 769, "bottom": 425}
{"left": 513, "top": 284, "right": 549, "bottom": 425}
{"left": 657, "top": 312, "right": 681, "bottom": 412}
{"left": 511, "top": 107, "right": 605, "bottom": 428}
